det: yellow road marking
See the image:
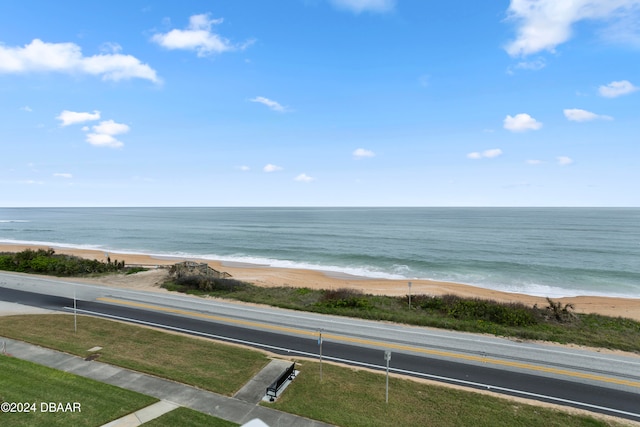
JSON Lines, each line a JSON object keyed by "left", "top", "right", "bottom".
{"left": 96, "top": 296, "right": 640, "bottom": 389}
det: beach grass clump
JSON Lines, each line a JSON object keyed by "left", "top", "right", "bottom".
{"left": 169, "top": 274, "right": 250, "bottom": 293}
{"left": 317, "top": 288, "right": 373, "bottom": 310}
{"left": 415, "top": 294, "right": 540, "bottom": 327}
{"left": 0, "top": 248, "right": 137, "bottom": 277}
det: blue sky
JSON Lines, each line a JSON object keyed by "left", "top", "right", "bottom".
{"left": 1, "top": 0, "right": 639, "bottom": 207}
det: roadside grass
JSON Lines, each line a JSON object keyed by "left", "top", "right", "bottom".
{"left": 0, "top": 315, "right": 629, "bottom": 427}
{"left": 0, "top": 314, "right": 269, "bottom": 396}
{"left": 143, "top": 407, "right": 239, "bottom": 427}
{"left": 269, "top": 361, "right": 624, "bottom": 427}
{"left": 163, "top": 279, "right": 640, "bottom": 353}
{"left": 0, "top": 356, "right": 157, "bottom": 427}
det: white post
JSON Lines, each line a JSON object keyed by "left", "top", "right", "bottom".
{"left": 74, "top": 289, "right": 77, "bottom": 333}
{"left": 384, "top": 350, "right": 392, "bottom": 403}
{"left": 318, "top": 330, "right": 323, "bottom": 382}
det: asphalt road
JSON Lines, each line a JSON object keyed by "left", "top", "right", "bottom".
{"left": 1, "top": 272, "right": 639, "bottom": 422}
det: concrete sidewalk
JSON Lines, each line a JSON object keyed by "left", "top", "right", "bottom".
{"left": 234, "top": 359, "right": 295, "bottom": 404}
{"left": 101, "top": 400, "right": 179, "bottom": 426}
{"left": 1, "top": 336, "right": 333, "bottom": 427}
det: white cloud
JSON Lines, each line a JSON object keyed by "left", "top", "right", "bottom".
{"left": 516, "top": 58, "right": 546, "bottom": 70}
{"left": 507, "top": 57, "right": 546, "bottom": 74}
{"left": 263, "top": 164, "right": 283, "bottom": 172}
{"left": 99, "top": 42, "right": 122, "bottom": 54}
{"left": 563, "top": 108, "right": 612, "bottom": 121}
{"left": 85, "top": 133, "right": 123, "bottom": 149}
{"left": 20, "top": 106, "right": 32, "bottom": 112}
{"left": 503, "top": 113, "right": 542, "bottom": 132}
{"left": 92, "top": 119, "right": 130, "bottom": 135}
{"left": 526, "top": 159, "right": 543, "bottom": 165}
{"left": 0, "top": 39, "right": 160, "bottom": 83}
{"left": 56, "top": 110, "right": 101, "bottom": 126}
{"left": 598, "top": 80, "right": 638, "bottom": 98}
{"left": 250, "top": 96, "right": 287, "bottom": 112}
{"left": 85, "top": 119, "right": 129, "bottom": 149}
{"left": 557, "top": 156, "right": 574, "bottom": 165}
{"left": 152, "top": 13, "right": 253, "bottom": 57}
{"left": 467, "top": 148, "right": 503, "bottom": 159}
{"left": 53, "top": 173, "right": 73, "bottom": 178}
{"left": 504, "top": 0, "right": 640, "bottom": 57}
{"left": 353, "top": 148, "right": 375, "bottom": 159}
{"left": 294, "top": 173, "right": 315, "bottom": 182}
{"left": 330, "top": 0, "right": 396, "bottom": 13}
{"left": 238, "top": 165, "right": 250, "bottom": 171}
{"left": 483, "top": 149, "right": 503, "bottom": 158}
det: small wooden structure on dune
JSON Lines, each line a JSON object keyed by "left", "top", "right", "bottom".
{"left": 169, "top": 261, "right": 232, "bottom": 279}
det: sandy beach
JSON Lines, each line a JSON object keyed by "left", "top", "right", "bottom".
{"left": 1, "top": 243, "right": 639, "bottom": 321}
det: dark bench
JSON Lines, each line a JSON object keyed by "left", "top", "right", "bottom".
{"left": 266, "top": 362, "right": 296, "bottom": 401}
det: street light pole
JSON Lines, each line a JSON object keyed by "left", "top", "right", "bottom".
{"left": 408, "top": 281, "right": 412, "bottom": 310}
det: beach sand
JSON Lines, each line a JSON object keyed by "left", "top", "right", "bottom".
{"left": 1, "top": 243, "right": 639, "bottom": 321}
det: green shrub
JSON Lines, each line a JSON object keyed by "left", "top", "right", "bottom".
{"left": 0, "top": 249, "right": 128, "bottom": 276}
{"left": 317, "top": 288, "right": 372, "bottom": 310}
{"left": 414, "top": 294, "right": 538, "bottom": 327}
{"left": 173, "top": 275, "right": 250, "bottom": 293}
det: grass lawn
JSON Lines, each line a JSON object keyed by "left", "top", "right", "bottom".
{"left": 0, "top": 355, "right": 157, "bottom": 427}
{"left": 0, "top": 314, "right": 269, "bottom": 396}
{"left": 143, "top": 407, "right": 239, "bottom": 427}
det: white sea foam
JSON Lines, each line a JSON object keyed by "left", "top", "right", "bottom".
{"left": 0, "top": 239, "right": 107, "bottom": 252}
{"left": 168, "top": 252, "right": 411, "bottom": 280}
{"left": 457, "top": 279, "right": 640, "bottom": 299}
{"left": 0, "top": 220, "right": 30, "bottom": 223}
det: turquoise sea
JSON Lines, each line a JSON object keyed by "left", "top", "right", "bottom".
{"left": 0, "top": 207, "right": 639, "bottom": 298}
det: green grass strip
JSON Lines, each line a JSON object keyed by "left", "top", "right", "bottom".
{"left": 0, "top": 356, "right": 157, "bottom": 427}
{"left": 0, "top": 314, "right": 269, "bottom": 396}
{"left": 142, "top": 407, "right": 239, "bottom": 427}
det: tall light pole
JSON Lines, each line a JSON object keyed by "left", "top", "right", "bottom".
{"left": 408, "top": 281, "right": 412, "bottom": 310}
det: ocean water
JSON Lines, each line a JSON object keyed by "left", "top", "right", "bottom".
{"left": 0, "top": 207, "right": 639, "bottom": 298}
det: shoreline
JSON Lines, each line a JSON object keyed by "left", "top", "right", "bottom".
{"left": 2, "top": 243, "right": 640, "bottom": 321}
